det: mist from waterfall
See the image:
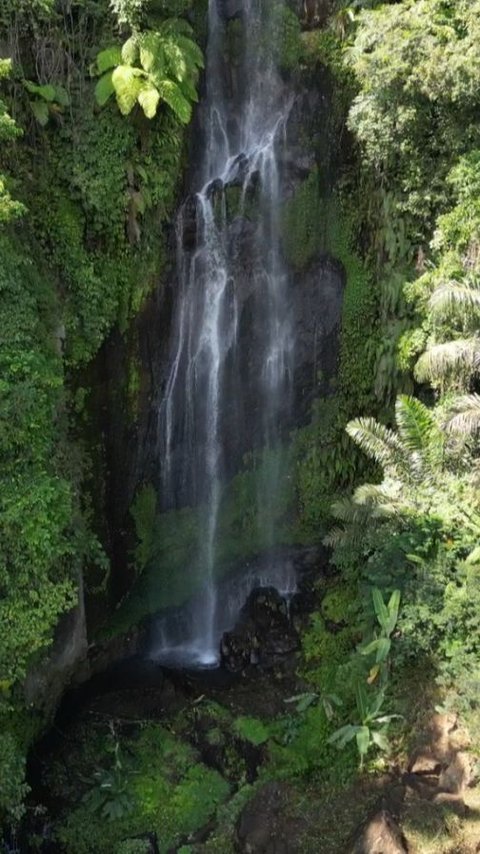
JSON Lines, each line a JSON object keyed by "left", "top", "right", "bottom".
{"left": 155, "top": 0, "right": 294, "bottom": 666}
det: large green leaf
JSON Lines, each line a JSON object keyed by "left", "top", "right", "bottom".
{"left": 371, "top": 730, "right": 389, "bottom": 751}
{"left": 95, "top": 46, "right": 122, "bottom": 74}
{"left": 430, "top": 277, "right": 480, "bottom": 318}
{"left": 466, "top": 545, "right": 480, "bottom": 565}
{"left": 355, "top": 682, "right": 369, "bottom": 723}
{"left": 53, "top": 85, "right": 70, "bottom": 106}
{"left": 30, "top": 100, "right": 49, "bottom": 126}
{"left": 446, "top": 393, "right": 480, "bottom": 435}
{"left": 112, "top": 66, "right": 145, "bottom": 115}
{"left": 121, "top": 35, "right": 139, "bottom": 66}
{"left": 415, "top": 338, "right": 480, "bottom": 384}
{"left": 24, "top": 80, "right": 56, "bottom": 102}
{"left": 361, "top": 636, "right": 391, "bottom": 663}
{"left": 94, "top": 71, "right": 115, "bottom": 107}
{"left": 160, "top": 17, "right": 194, "bottom": 38}
{"left": 386, "top": 589, "right": 401, "bottom": 635}
{"left": 137, "top": 83, "right": 160, "bottom": 119}
{"left": 356, "top": 726, "right": 370, "bottom": 759}
{"left": 328, "top": 724, "right": 358, "bottom": 749}
{"left": 372, "top": 587, "right": 389, "bottom": 631}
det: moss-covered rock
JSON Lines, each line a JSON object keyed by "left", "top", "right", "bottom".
{"left": 53, "top": 723, "right": 230, "bottom": 854}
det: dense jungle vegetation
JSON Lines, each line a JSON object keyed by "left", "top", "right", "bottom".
{"left": 1, "top": 0, "right": 480, "bottom": 850}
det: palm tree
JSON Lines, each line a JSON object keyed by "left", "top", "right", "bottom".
{"left": 444, "top": 393, "right": 480, "bottom": 434}
{"left": 415, "top": 338, "right": 480, "bottom": 385}
{"left": 93, "top": 19, "right": 203, "bottom": 124}
{"left": 325, "top": 395, "right": 444, "bottom": 547}
{"left": 414, "top": 275, "right": 480, "bottom": 387}
{"left": 429, "top": 275, "right": 480, "bottom": 319}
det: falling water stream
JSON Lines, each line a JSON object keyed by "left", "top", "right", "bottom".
{"left": 153, "top": 0, "right": 295, "bottom": 667}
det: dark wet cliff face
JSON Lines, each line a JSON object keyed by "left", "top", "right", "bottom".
{"left": 92, "top": 2, "right": 345, "bottom": 618}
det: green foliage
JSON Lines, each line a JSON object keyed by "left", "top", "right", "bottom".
{"left": 0, "top": 233, "right": 87, "bottom": 690}
{"left": 0, "top": 60, "right": 25, "bottom": 224}
{"left": 0, "top": 732, "right": 29, "bottom": 823}
{"left": 93, "top": 20, "right": 203, "bottom": 123}
{"left": 110, "top": 0, "right": 192, "bottom": 28}
{"left": 346, "top": 0, "right": 480, "bottom": 234}
{"left": 117, "top": 841, "right": 152, "bottom": 854}
{"left": 23, "top": 79, "right": 70, "bottom": 126}
{"left": 445, "top": 393, "right": 480, "bottom": 435}
{"left": 329, "top": 684, "right": 398, "bottom": 769}
{"left": 0, "top": 0, "right": 191, "bottom": 825}
{"left": 83, "top": 743, "right": 135, "bottom": 821}
{"left": 131, "top": 484, "right": 157, "bottom": 572}
{"left": 57, "top": 724, "right": 230, "bottom": 853}
{"left": 268, "top": 703, "right": 356, "bottom": 784}
{"left": 282, "top": 168, "right": 323, "bottom": 272}
{"left": 291, "top": 193, "right": 378, "bottom": 538}
{"left": 0, "top": 229, "right": 107, "bottom": 821}
{"left": 326, "top": 390, "right": 480, "bottom": 713}
{"left": 233, "top": 717, "right": 270, "bottom": 746}
{"left": 28, "top": 101, "right": 184, "bottom": 365}
{"left": 271, "top": 4, "right": 303, "bottom": 72}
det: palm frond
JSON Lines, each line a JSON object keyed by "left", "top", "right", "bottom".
{"left": 323, "top": 525, "right": 349, "bottom": 548}
{"left": 330, "top": 496, "right": 374, "bottom": 525}
{"left": 429, "top": 277, "right": 480, "bottom": 318}
{"left": 353, "top": 483, "right": 399, "bottom": 516}
{"left": 346, "top": 417, "right": 406, "bottom": 473}
{"left": 395, "top": 395, "right": 442, "bottom": 470}
{"left": 415, "top": 338, "right": 480, "bottom": 383}
{"left": 445, "top": 393, "right": 480, "bottom": 434}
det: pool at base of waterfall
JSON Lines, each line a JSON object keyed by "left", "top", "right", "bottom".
{"left": 147, "top": 554, "right": 297, "bottom": 669}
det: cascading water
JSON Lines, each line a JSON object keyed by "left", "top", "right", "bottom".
{"left": 154, "top": 0, "right": 295, "bottom": 666}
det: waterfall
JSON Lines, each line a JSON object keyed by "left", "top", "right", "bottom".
{"left": 154, "top": 0, "right": 294, "bottom": 666}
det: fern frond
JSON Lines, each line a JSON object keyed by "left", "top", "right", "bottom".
{"left": 139, "top": 31, "right": 164, "bottom": 74}
{"left": 162, "top": 39, "right": 188, "bottom": 82}
{"left": 179, "top": 75, "right": 199, "bottom": 103}
{"left": 445, "top": 393, "right": 480, "bottom": 434}
{"left": 415, "top": 338, "right": 480, "bottom": 383}
{"left": 174, "top": 34, "right": 204, "bottom": 69}
{"left": 160, "top": 17, "right": 194, "bottom": 38}
{"left": 155, "top": 78, "right": 191, "bottom": 123}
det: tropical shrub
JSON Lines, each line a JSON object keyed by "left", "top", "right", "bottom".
{"left": 93, "top": 20, "right": 203, "bottom": 123}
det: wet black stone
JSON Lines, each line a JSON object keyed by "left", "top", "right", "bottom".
{"left": 220, "top": 586, "right": 300, "bottom": 673}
